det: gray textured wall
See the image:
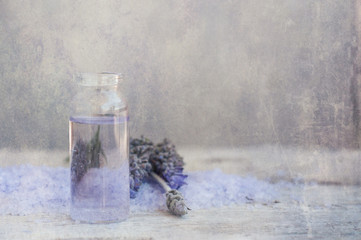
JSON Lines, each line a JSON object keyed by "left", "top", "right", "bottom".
{"left": 0, "top": 0, "right": 358, "bottom": 150}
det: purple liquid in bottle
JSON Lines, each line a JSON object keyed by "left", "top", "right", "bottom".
{"left": 69, "top": 115, "right": 129, "bottom": 223}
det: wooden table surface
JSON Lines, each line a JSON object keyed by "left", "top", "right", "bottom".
{"left": 0, "top": 148, "right": 361, "bottom": 239}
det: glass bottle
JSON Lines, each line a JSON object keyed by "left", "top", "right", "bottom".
{"left": 69, "top": 73, "right": 129, "bottom": 223}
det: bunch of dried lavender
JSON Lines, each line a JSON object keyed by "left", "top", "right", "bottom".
{"left": 129, "top": 137, "right": 189, "bottom": 216}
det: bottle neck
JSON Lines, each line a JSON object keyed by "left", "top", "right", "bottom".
{"left": 71, "top": 73, "right": 126, "bottom": 117}
{"left": 75, "top": 73, "right": 122, "bottom": 87}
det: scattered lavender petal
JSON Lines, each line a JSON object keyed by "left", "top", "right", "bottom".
{"left": 0, "top": 165, "right": 282, "bottom": 216}
{"left": 0, "top": 165, "right": 69, "bottom": 215}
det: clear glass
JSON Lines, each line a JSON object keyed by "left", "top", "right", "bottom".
{"left": 69, "top": 73, "right": 129, "bottom": 223}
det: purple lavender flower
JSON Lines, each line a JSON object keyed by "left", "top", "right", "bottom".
{"left": 149, "top": 139, "right": 187, "bottom": 189}
{"left": 71, "top": 139, "right": 88, "bottom": 183}
{"left": 129, "top": 136, "right": 154, "bottom": 198}
{"left": 71, "top": 126, "right": 106, "bottom": 183}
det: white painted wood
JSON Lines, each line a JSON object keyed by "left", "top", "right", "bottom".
{"left": 0, "top": 149, "right": 360, "bottom": 239}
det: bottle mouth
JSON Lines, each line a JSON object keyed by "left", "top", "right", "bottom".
{"left": 75, "top": 72, "right": 122, "bottom": 86}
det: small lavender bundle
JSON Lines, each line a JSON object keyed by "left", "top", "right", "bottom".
{"left": 129, "top": 137, "right": 190, "bottom": 216}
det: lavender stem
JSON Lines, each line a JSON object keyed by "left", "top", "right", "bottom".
{"left": 150, "top": 172, "right": 171, "bottom": 192}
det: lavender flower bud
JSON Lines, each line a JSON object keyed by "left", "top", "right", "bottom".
{"left": 71, "top": 139, "right": 88, "bottom": 183}
{"left": 149, "top": 139, "right": 187, "bottom": 189}
{"left": 129, "top": 136, "right": 154, "bottom": 198}
{"left": 166, "top": 190, "right": 190, "bottom": 216}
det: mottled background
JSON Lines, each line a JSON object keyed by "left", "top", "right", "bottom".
{"left": 0, "top": 0, "right": 360, "bottom": 151}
